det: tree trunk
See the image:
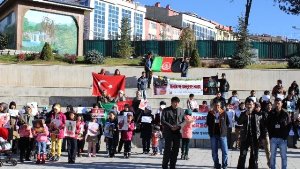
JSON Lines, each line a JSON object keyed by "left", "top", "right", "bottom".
{"left": 244, "top": 0, "right": 253, "bottom": 30}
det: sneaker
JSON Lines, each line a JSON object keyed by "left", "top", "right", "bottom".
{"left": 49, "top": 156, "right": 55, "bottom": 161}
{"left": 92, "top": 155, "right": 96, "bottom": 157}
{"left": 88, "top": 153, "right": 91, "bottom": 157}
{"left": 54, "top": 156, "right": 60, "bottom": 161}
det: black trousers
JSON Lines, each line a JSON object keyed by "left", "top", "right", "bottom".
{"left": 181, "top": 138, "right": 190, "bottom": 155}
{"left": 19, "top": 137, "right": 34, "bottom": 160}
{"left": 118, "top": 138, "right": 124, "bottom": 152}
{"left": 77, "top": 139, "right": 85, "bottom": 155}
{"left": 227, "top": 127, "right": 233, "bottom": 149}
{"left": 237, "top": 139, "right": 259, "bottom": 169}
{"left": 145, "top": 70, "right": 152, "bottom": 87}
{"left": 108, "top": 137, "right": 118, "bottom": 157}
{"left": 142, "top": 138, "right": 151, "bottom": 152}
{"left": 162, "top": 133, "right": 181, "bottom": 169}
{"left": 62, "top": 138, "right": 67, "bottom": 151}
{"left": 67, "top": 137, "right": 77, "bottom": 162}
{"left": 124, "top": 140, "right": 131, "bottom": 153}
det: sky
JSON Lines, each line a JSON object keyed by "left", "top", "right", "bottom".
{"left": 138, "top": 0, "right": 300, "bottom": 39}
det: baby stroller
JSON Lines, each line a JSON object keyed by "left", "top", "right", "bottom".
{"left": 0, "top": 128, "right": 17, "bottom": 167}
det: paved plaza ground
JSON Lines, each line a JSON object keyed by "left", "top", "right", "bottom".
{"left": 6, "top": 143, "right": 300, "bottom": 169}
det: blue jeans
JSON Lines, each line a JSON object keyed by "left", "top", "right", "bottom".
{"left": 210, "top": 136, "right": 228, "bottom": 168}
{"left": 159, "top": 138, "right": 165, "bottom": 154}
{"left": 36, "top": 141, "right": 47, "bottom": 154}
{"left": 141, "top": 90, "right": 147, "bottom": 99}
{"left": 270, "top": 138, "right": 287, "bottom": 169}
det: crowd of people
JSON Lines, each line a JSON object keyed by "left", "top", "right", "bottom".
{"left": 0, "top": 52, "right": 299, "bottom": 169}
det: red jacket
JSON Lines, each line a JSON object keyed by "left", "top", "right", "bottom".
{"left": 121, "top": 122, "right": 135, "bottom": 141}
{"left": 49, "top": 112, "right": 66, "bottom": 139}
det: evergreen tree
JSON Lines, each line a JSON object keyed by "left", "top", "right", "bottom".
{"left": 229, "top": 16, "right": 254, "bottom": 68}
{"left": 0, "top": 33, "right": 8, "bottom": 50}
{"left": 40, "top": 42, "right": 54, "bottom": 61}
{"left": 178, "top": 27, "right": 196, "bottom": 58}
{"left": 117, "top": 17, "right": 133, "bottom": 58}
{"left": 190, "top": 49, "right": 201, "bottom": 67}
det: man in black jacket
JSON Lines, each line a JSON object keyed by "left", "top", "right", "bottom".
{"left": 161, "top": 97, "right": 185, "bottom": 169}
{"left": 237, "top": 99, "right": 263, "bottom": 169}
{"left": 206, "top": 102, "right": 230, "bottom": 169}
{"left": 267, "top": 98, "right": 291, "bottom": 169}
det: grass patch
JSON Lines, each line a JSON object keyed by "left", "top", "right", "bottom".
{"left": 246, "top": 63, "right": 288, "bottom": 69}
{"left": 0, "top": 55, "right": 141, "bottom": 66}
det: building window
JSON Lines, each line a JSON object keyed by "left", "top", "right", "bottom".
{"left": 108, "top": 4, "right": 119, "bottom": 40}
{"left": 122, "top": 9, "right": 131, "bottom": 24}
{"left": 134, "top": 12, "right": 143, "bottom": 40}
{"left": 94, "top": 1, "right": 105, "bottom": 40}
{"left": 150, "top": 22, "right": 156, "bottom": 29}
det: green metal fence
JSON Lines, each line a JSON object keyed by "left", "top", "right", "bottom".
{"left": 83, "top": 40, "right": 300, "bottom": 59}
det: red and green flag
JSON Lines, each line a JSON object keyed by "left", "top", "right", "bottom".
{"left": 152, "top": 57, "right": 182, "bottom": 73}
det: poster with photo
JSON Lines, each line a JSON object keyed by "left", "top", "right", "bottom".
{"left": 203, "top": 76, "right": 218, "bottom": 95}
{"left": 141, "top": 116, "right": 152, "bottom": 123}
{"left": 64, "top": 120, "right": 76, "bottom": 137}
{"left": 0, "top": 113, "right": 10, "bottom": 128}
{"left": 77, "top": 107, "right": 88, "bottom": 114}
{"left": 91, "top": 108, "right": 105, "bottom": 118}
{"left": 153, "top": 76, "right": 168, "bottom": 95}
{"left": 51, "top": 119, "right": 61, "bottom": 128}
{"left": 104, "top": 122, "right": 115, "bottom": 138}
{"left": 118, "top": 115, "right": 128, "bottom": 131}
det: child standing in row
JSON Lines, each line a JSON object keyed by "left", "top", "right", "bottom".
{"left": 86, "top": 117, "right": 99, "bottom": 157}
{"left": 181, "top": 109, "right": 194, "bottom": 160}
{"left": 76, "top": 115, "right": 85, "bottom": 157}
{"left": 121, "top": 112, "right": 134, "bottom": 158}
{"left": 105, "top": 110, "right": 119, "bottom": 158}
{"left": 66, "top": 111, "right": 80, "bottom": 164}
{"left": 33, "top": 119, "right": 49, "bottom": 164}
{"left": 151, "top": 125, "right": 161, "bottom": 156}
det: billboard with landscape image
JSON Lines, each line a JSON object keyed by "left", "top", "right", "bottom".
{"left": 22, "top": 10, "right": 78, "bottom": 54}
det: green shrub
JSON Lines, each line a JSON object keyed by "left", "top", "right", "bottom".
{"left": 0, "top": 33, "right": 8, "bottom": 50}
{"left": 190, "top": 49, "right": 201, "bottom": 67}
{"left": 40, "top": 42, "right": 54, "bottom": 61}
{"left": 85, "top": 50, "right": 104, "bottom": 64}
{"left": 288, "top": 56, "right": 300, "bottom": 68}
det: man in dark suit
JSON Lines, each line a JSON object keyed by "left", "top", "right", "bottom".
{"left": 161, "top": 97, "right": 185, "bottom": 169}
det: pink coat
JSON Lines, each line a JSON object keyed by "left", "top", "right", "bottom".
{"left": 121, "top": 122, "right": 135, "bottom": 141}
{"left": 19, "top": 125, "right": 33, "bottom": 138}
{"left": 34, "top": 125, "right": 49, "bottom": 142}
{"left": 49, "top": 112, "right": 66, "bottom": 139}
{"left": 182, "top": 115, "right": 194, "bottom": 139}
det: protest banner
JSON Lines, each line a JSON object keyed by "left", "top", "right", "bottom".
{"left": 167, "top": 79, "right": 203, "bottom": 95}
{"left": 104, "top": 122, "right": 115, "bottom": 138}
{"left": 87, "top": 122, "right": 99, "bottom": 136}
{"left": 192, "top": 112, "right": 209, "bottom": 139}
{"left": 0, "top": 113, "right": 10, "bottom": 128}
{"left": 91, "top": 108, "right": 105, "bottom": 118}
{"left": 64, "top": 120, "right": 76, "bottom": 137}
{"left": 118, "top": 115, "right": 128, "bottom": 131}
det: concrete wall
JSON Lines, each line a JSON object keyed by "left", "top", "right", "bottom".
{"left": 0, "top": 63, "right": 300, "bottom": 108}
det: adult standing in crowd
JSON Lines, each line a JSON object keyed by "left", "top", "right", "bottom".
{"left": 225, "top": 103, "right": 235, "bottom": 149}
{"left": 288, "top": 81, "right": 299, "bottom": 97}
{"left": 8, "top": 101, "right": 19, "bottom": 154}
{"left": 237, "top": 99, "right": 263, "bottom": 169}
{"left": 254, "top": 102, "right": 271, "bottom": 167}
{"left": 180, "top": 57, "right": 189, "bottom": 77}
{"left": 211, "top": 91, "right": 226, "bottom": 109}
{"left": 137, "top": 71, "right": 148, "bottom": 99}
{"left": 206, "top": 102, "right": 229, "bottom": 169}
{"left": 144, "top": 52, "right": 153, "bottom": 88}
{"left": 161, "top": 97, "right": 184, "bottom": 169}
{"left": 218, "top": 73, "right": 230, "bottom": 100}
{"left": 48, "top": 104, "right": 66, "bottom": 162}
{"left": 272, "top": 80, "right": 286, "bottom": 99}
{"left": 267, "top": 98, "right": 291, "bottom": 169}
{"left": 140, "top": 106, "right": 154, "bottom": 154}
{"left": 234, "top": 102, "right": 246, "bottom": 149}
